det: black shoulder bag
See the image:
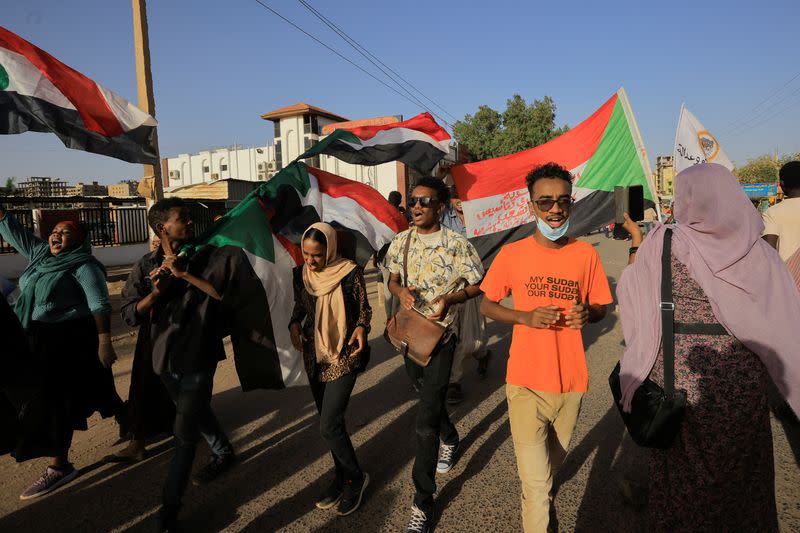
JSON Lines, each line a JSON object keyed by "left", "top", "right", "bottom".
{"left": 609, "top": 229, "right": 687, "bottom": 449}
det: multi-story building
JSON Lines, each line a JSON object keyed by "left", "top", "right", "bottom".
{"left": 68, "top": 181, "right": 108, "bottom": 197}
{"left": 17, "top": 177, "right": 69, "bottom": 197}
{"left": 108, "top": 181, "right": 140, "bottom": 197}
{"left": 654, "top": 155, "right": 675, "bottom": 197}
{"left": 163, "top": 103, "right": 451, "bottom": 202}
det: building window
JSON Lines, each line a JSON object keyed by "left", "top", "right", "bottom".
{"left": 203, "top": 166, "right": 210, "bottom": 173}
{"left": 273, "top": 121, "right": 280, "bottom": 140}
{"left": 274, "top": 140, "right": 282, "bottom": 165}
{"left": 221, "top": 164, "right": 228, "bottom": 171}
{"left": 303, "top": 114, "right": 319, "bottom": 135}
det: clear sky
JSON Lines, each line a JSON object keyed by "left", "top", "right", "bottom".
{"left": 2, "top": 0, "right": 799, "bottom": 184}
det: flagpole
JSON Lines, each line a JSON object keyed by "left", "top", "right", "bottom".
{"left": 617, "top": 87, "right": 661, "bottom": 220}
{"left": 671, "top": 103, "right": 685, "bottom": 202}
{"left": 132, "top": 0, "right": 164, "bottom": 203}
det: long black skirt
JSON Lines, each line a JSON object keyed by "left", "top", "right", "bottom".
{"left": 122, "top": 320, "right": 175, "bottom": 441}
{"left": 2, "top": 317, "right": 123, "bottom": 461}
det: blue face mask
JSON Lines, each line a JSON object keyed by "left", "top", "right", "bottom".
{"left": 536, "top": 217, "right": 570, "bottom": 241}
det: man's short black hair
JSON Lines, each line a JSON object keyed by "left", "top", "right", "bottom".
{"left": 148, "top": 197, "right": 187, "bottom": 233}
{"left": 387, "top": 191, "right": 402, "bottom": 206}
{"left": 525, "top": 163, "right": 573, "bottom": 196}
{"left": 412, "top": 176, "right": 450, "bottom": 206}
{"left": 779, "top": 161, "right": 800, "bottom": 194}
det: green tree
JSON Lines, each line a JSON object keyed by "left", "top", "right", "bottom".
{"left": 1, "top": 177, "right": 16, "bottom": 196}
{"left": 734, "top": 153, "right": 800, "bottom": 184}
{"left": 453, "top": 94, "right": 568, "bottom": 162}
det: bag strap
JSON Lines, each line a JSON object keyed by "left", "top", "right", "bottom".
{"left": 402, "top": 230, "right": 413, "bottom": 288}
{"left": 661, "top": 229, "right": 676, "bottom": 399}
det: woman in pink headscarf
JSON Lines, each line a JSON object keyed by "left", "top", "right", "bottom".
{"left": 617, "top": 163, "right": 800, "bottom": 532}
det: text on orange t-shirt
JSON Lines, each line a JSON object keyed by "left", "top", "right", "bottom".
{"left": 480, "top": 237, "right": 613, "bottom": 394}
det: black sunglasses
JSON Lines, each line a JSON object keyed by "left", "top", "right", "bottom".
{"left": 533, "top": 197, "right": 573, "bottom": 211}
{"left": 407, "top": 196, "right": 437, "bottom": 208}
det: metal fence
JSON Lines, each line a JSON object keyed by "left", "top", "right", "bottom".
{"left": 0, "top": 196, "right": 230, "bottom": 254}
{"left": 0, "top": 196, "right": 149, "bottom": 253}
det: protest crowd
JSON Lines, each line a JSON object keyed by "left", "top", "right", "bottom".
{"left": 3, "top": 158, "right": 800, "bottom": 533}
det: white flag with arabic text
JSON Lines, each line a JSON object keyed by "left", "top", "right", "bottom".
{"left": 673, "top": 105, "right": 733, "bottom": 174}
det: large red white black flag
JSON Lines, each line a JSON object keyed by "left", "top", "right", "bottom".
{"left": 0, "top": 26, "right": 158, "bottom": 164}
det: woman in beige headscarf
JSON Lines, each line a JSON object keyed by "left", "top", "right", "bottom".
{"left": 289, "top": 222, "right": 372, "bottom": 517}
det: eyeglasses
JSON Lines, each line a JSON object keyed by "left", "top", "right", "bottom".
{"left": 407, "top": 196, "right": 437, "bottom": 208}
{"left": 533, "top": 197, "right": 573, "bottom": 211}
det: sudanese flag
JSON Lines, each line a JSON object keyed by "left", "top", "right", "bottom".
{"left": 0, "top": 26, "right": 158, "bottom": 164}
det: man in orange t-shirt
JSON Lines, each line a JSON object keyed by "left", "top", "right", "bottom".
{"left": 480, "top": 163, "right": 613, "bottom": 533}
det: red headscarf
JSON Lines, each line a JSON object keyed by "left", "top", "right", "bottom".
{"left": 55, "top": 220, "right": 87, "bottom": 243}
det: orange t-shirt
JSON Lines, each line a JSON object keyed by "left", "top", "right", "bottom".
{"left": 480, "top": 237, "right": 613, "bottom": 394}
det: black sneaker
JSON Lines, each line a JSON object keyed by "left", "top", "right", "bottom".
{"left": 192, "top": 453, "right": 236, "bottom": 486}
{"left": 336, "top": 472, "right": 369, "bottom": 516}
{"left": 436, "top": 441, "right": 459, "bottom": 473}
{"left": 446, "top": 383, "right": 463, "bottom": 405}
{"left": 316, "top": 478, "right": 343, "bottom": 510}
{"left": 406, "top": 504, "right": 432, "bottom": 533}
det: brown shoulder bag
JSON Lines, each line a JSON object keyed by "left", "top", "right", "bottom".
{"left": 384, "top": 232, "right": 445, "bottom": 367}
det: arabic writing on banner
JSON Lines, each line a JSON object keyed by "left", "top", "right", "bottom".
{"left": 462, "top": 188, "right": 532, "bottom": 237}
{"left": 675, "top": 142, "right": 709, "bottom": 166}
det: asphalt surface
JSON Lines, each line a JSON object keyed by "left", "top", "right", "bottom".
{"left": 1, "top": 234, "right": 798, "bottom": 532}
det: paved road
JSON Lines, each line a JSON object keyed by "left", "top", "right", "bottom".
{"left": 1, "top": 234, "right": 798, "bottom": 532}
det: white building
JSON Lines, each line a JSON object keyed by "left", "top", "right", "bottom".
{"left": 165, "top": 144, "right": 277, "bottom": 187}
{"left": 163, "top": 103, "right": 414, "bottom": 201}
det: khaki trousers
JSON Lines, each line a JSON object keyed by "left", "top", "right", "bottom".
{"left": 506, "top": 385, "right": 584, "bottom": 533}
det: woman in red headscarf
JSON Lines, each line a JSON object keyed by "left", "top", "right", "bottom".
{"left": 0, "top": 207, "right": 122, "bottom": 500}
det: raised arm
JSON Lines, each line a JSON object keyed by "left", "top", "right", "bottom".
{"left": 621, "top": 213, "right": 644, "bottom": 265}
{"left": 0, "top": 205, "right": 48, "bottom": 261}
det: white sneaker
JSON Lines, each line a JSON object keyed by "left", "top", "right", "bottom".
{"left": 436, "top": 441, "right": 459, "bottom": 473}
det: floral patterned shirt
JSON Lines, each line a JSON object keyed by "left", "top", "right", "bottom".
{"left": 384, "top": 226, "right": 484, "bottom": 330}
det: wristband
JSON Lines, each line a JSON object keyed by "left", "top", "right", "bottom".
{"left": 628, "top": 246, "right": 639, "bottom": 255}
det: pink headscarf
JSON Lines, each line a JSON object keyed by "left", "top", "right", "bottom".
{"left": 617, "top": 163, "right": 800, "bottom": 414}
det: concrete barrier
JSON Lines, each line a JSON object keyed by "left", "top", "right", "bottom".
{"left": 0, "top": 243, "right": 148, "bottom": 279}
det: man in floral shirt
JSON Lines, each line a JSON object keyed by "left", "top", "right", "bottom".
{"left": 384, "top": 177, "right": 484, "bottom": 533}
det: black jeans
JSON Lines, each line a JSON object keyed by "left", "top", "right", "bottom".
{"left": 405, "top": 336, "right": 458, "bottom": 512}
{"left": 309, "top": 372, "right": 362, "bottom": 484}
{"left": 160, "top": 370, "right": 233, "bottom": 510}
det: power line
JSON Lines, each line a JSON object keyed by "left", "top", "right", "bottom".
{"left": 296, "top": 0, "right": 449, "bottom": 127}
{"left": 297, "top": 0, "right": 458, "bottom": 124}
{"left": 721, "top": 70, "right": 800, "bottom": 134}
{"left": 252, "top": 0, "right": 453, "bottom": 129}
{"left": 295, "top": 0, "right": 452, "bottom": 129}
{"left": 726, "top": 84, "right": 800, "bottom": 137}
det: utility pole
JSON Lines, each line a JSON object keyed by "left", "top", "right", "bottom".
{"left": 132, "top": 0, "right": 164, "bottom": 202}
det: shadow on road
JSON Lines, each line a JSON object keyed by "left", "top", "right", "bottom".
{"left": 0, "top": 330, "right": 509, "bottom": 533}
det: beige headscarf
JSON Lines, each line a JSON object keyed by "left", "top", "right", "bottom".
{"left": 302, "top": 223, "right": 357, "bottom": 364}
